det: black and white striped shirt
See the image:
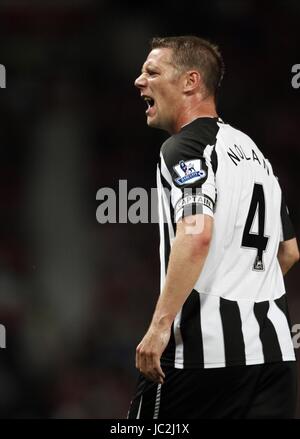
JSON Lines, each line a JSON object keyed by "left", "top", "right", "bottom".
{"left": 157, "top": 117, "right": 296, "bottom": 368}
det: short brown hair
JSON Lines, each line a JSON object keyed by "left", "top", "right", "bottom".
{"left": 151, "top": 35, "right": 225, "bottom": 99}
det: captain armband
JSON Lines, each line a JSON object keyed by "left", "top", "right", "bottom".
{"left": 174, "top": 193, "right": 215, "bottom": 222}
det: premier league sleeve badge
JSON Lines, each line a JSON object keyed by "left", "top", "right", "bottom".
{"left": 173, "top": 159, "right": 207, "bottom": 186}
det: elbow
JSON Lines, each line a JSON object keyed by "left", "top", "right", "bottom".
{"left": 293, "top": 249, "right": 300, "bottom": 265}
{"left": 284, "top": 250, "right": 300, "bottom": 270}
{"left": 288, "top": 246, "right": 300, "bottom": 265}
{"left": 178, "top": 213, "right": 213, "bottom": 259}
{"left": 190, "top": 233, "right": 212, "bottom": 259}
{"left": 278, "top": 238, "right": 300, "bottom": 270}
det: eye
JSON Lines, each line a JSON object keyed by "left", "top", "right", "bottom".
{"left": 147, "top": 70, "right": 159, "bottom": 76}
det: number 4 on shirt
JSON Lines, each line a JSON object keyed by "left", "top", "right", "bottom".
{"left": 242, "top": 183, "right": 269, "bottom": 271}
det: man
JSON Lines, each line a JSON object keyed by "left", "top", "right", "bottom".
{"left": 128, "top": 36, "right": 299, "bottom": 419}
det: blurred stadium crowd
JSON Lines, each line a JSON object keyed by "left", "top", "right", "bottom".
{"left": 0, "top": 0, "right": 299, "bottom": 418}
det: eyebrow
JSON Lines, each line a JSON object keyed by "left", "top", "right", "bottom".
{"left": 141, "top": 57, "right": 175, "bottom": 73}
{"left": 141, "top": 63, "right": 155, "bottom": 73}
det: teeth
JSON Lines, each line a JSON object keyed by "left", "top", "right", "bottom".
{"left": 143, "top": 96, "right": 154, "bottom": 108}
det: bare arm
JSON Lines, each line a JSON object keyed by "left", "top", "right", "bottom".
{"left": 277, "top": 237, "right": 300, "bottom": 275}
{"left": 136, "top": 214, "right": 213, "bottom": 383}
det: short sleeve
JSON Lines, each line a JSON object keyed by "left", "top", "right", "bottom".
{"left": 160, "top": 134, "right": 217, "bottom": 223}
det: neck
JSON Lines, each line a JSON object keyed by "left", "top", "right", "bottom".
{"left": 171, "top": 95, "right": 218, "bottom": 134}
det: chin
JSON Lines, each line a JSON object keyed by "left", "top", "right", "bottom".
{"left": 148, "top": 118, "right": 172, "bottom": 134}
{"left": 147, "top": 116, "right": 165, "bottom": 131}
{"left": 147, "top": 117, "right": 159, "bottom": 128}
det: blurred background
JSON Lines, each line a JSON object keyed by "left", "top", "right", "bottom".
{"left": 0, "top": 0, "right": 299, "bottom": 418}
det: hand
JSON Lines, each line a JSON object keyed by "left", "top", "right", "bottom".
{"left": 136, "top": 325, "right": 171, "bottom": 384}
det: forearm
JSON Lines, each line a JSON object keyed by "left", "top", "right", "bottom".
{"left": 150, "top": 227, "right": 210, "bottom": 330}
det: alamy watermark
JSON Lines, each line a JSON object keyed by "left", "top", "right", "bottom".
{"left": 292, "top": 324, "right": 300, "bottom": 349}
{"left": 96, "top": 180, "right": 159, "bottom": 225}
{"left": 291, "top": 64, "right": 300, "bottom": 89}
{"left": 0, "top": 64, "right": 6, "bottom": 88}
{"left": 96, "top": 180, "right": 208, "bottom": 234}
{"left": 0, "top": 324, "right": 6, "bottom": 349}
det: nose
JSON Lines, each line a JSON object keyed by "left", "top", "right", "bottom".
{"left": 134, "top": 73, "right": 146, "bottom": 89}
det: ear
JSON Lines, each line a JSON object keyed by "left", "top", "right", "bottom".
{"left": 183, "top": 70, "right": 201, "bottom": 93}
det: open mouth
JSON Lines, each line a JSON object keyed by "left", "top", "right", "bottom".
{"left": 143, "top": 95, "right": 155, "bottom": 112}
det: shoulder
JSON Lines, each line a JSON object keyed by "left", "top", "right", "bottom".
{"left": 161, "top": 133, "right": 182, "bottom": 158}
{"left": 161, "top": 118, "right": 220, "bottom": 162}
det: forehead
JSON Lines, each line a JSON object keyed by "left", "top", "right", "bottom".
{"left": 142, "top": 47, "right": 174, "bottom": 69}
